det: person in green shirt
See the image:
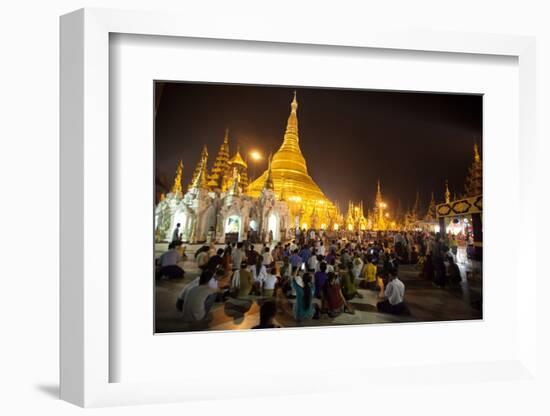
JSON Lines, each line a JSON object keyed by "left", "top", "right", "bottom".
{"left": 339, "top": 262, "right": 363, "bottom": 300}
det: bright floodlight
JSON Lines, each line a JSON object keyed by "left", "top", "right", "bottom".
{"left": 249, "top": 150, "right": 263, "bottom": 161}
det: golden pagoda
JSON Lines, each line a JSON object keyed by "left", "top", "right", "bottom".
{"left": 247, "top": 92, "right": 336, "bottom": 228}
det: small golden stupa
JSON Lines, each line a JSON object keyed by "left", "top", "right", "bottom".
{"left": 247, "top": 92, "right": 336, "bottom": 229}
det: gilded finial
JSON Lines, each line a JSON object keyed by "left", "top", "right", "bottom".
{"left": 474, "top": 142, "right": 480, "bottom": 163}
{"left": 171, "top": 160, "right": 183, "bottom": 195}
{"left": 291, "top": 91, "right": 298, "bottom": 112}
{"left": 445, "top": 179, "right": 450, "bottom": 204}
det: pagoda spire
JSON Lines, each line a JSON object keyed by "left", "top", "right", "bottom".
{"left": 285, "top": 90, "right": 299, "bottom": 137}
{"left": 425, "top": 191, "right": 436, "bottom": 221}
{"left": 263, "top": 153, "right": 275, "bottom": 191}
{"left": 464, "top": 141, "right": 483, "bottom": 197}
{"left": 445, "top": 179, "right": 451, "bottom": 203}
{"left": 474, "top": 142, "right": 481, "bottom": 163}
{"left": 375, "top": 179, "right": 383, "bottom": 206}
{"left": 171, "top": 160, "right": 183, "bottom": 195}
{"left": 208, "top": 128, "right": 231, "bottom": 190}
{"left": 188, "top": 145, "right": 209, "bottom": 190}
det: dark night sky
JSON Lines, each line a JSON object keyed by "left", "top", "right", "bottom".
{"left": 155, "top": 82, "right": 482, "bottom": 214}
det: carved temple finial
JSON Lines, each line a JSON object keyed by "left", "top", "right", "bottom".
{"left": 445, "top": 179, "right": 451, "bottom": 203}
{"left": 171, "top": 160, "right": 184, "bottom": 195}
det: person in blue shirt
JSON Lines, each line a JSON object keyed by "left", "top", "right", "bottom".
{"left": 314, "top": 261, "right": 328, "bottom": 299}
{"left": 299, "top": 245, "right": 311, "bottom": 265}
{"left": 289, "top": 249, "right": 302, "bottom": 276}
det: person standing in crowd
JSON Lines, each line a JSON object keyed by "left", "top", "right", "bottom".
{"left": 171, "top": 223, "right": 181, "bottom": 243}
{"left": 377, "top": 267, "right": 406, "bottom": 315}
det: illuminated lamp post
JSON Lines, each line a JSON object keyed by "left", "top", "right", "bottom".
{"left": 248, "top": 150, "right": 263, "bottom": 181}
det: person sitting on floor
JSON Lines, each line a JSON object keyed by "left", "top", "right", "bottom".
{"left": 156, "top": 242, "right": 185, "bottom": 280}
{"left": 251, "top": 255, "right": 268, "bottom": 294}
{"left": 376, "top": 267, "right": 406, "bottom": 315}
{"left": 261, "top": 266, "right": 279, "bottom": 297}
{"left": 352, "top": 253, "right": 364, "bottom": 279}
{"left": 322, "top": 272, "right": 353, "bottom": 318}
{"left": 291, "top": 273, "right": 319, "bottom": 321}
{"left": 206, "top": 248, "right": 224, "bottom": 273}
{"left": 181, "top": 270, "right": 218, "bottom": 322}
{"left": 230, "top": 261, "right": 254, "bottom": 298}
{"left": 314, "top": 261, "right": 328, "bottom": 299}
{"left": 360, "top": 257, "right": 378, "bottom": 290}
{"left": 262, "top": 246, "right": 274, "bottom": 267}
{"left": 252, "top": 300, "right": 280, "bottom": 329}
{"left": 340, "top": 262, "right": 363, "bottom": 300}
{"left": 196, "top": 246, "right": 210, "bottom": 272}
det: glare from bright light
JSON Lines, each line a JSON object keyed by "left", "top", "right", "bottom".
{"left": 249, "top": 150, "right": 263, "bottom": 161}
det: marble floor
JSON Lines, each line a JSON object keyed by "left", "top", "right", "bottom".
{"left": 155, "top": 246, "right": 482, "bottom": 333}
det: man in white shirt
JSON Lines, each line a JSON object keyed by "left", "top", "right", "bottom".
{"left": 182, "top": 270, "right": 218, "bottom": 322}
{"left": 377, "top": 268, "right": 406, "bottom": 314}
{"left": 262, "top": 247, "right": 273, "bottom": 266}
{"left": 156, "top": 242, "right": 185, "bottom": 279}
{"left": 231, "top": 242, "right": 245, "bottom": 271}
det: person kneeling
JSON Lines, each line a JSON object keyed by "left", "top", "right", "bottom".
{"left": 376, "top": 267, "right": 406, "bottom": 315}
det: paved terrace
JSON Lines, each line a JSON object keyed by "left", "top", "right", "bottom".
{"left": 154, "top": 244, "right": 482, "bottom": 333}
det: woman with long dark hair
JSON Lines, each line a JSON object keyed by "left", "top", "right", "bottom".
{"left": 291, "top": 273, "right": 318, "bottom": 321}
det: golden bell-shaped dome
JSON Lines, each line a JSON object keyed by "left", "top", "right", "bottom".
{"left": 247, "top": 92, "right": 335, "bottom": 226}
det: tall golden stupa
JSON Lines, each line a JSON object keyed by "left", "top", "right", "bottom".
{"left": 247, "top": 92, "right": 337, "bottom": 229}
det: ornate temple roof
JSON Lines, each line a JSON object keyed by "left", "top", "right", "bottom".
{"left": 228, "top": 148, "right": 248, "bottom": 168}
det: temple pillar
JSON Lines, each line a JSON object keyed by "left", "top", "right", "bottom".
{"left": 438, "top": 217, "right": 446, "bottom": 239}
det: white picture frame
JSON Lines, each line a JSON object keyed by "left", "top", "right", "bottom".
{"left": 60, "top": 7, "right": 537, "bottom": 407}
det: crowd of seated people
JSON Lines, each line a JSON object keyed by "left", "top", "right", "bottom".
{"left": 160, "top": 227, "right": 473, "bottom": 328}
